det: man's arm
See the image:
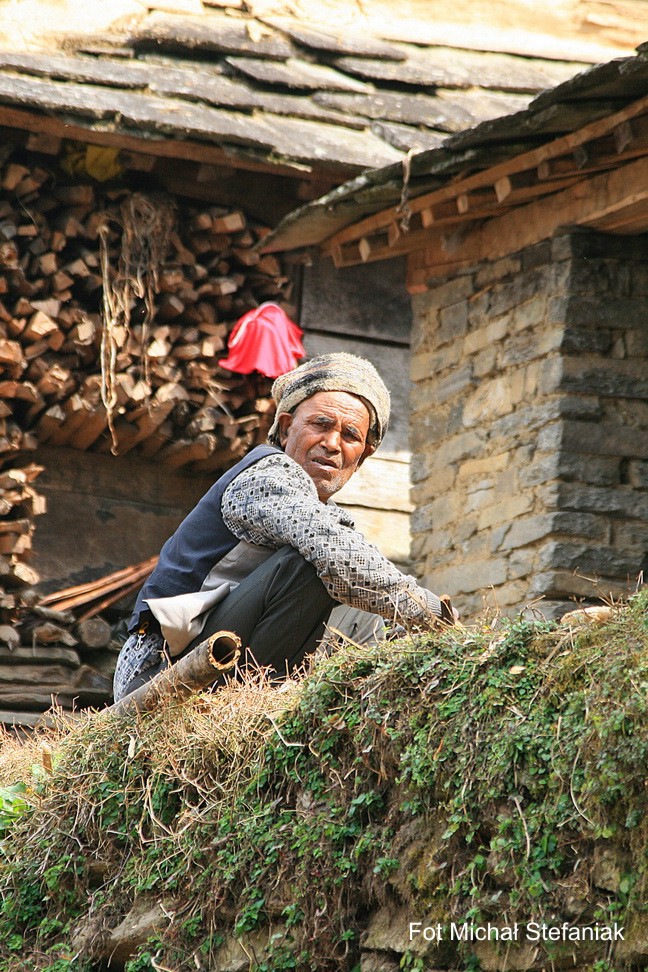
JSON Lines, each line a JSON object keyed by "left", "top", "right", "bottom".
{"left": 221, "top": 453, "right": 443, "bottom": 626}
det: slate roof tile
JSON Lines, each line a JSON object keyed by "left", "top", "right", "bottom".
{"left": 263, "top": 111, "right": 403, "bottom": 168}
{"left": 265, "top": 49, "right": 648, "bottom": 251}
{"left": 225, "top": 55, "right": 372, "bottom": 93}
{"left": 0, "top": 7, "right": 597, "bottom": 176}
{"left": 259, "top": 18, "right": 406, "bottom": 60}
{"left": 312, "top": 90, "right": 475, "bottom": 132}
{"left": 127, "top": 12, "right": 295, "bottom": 59}
{"left": 369, "top": 121, "right": 447, "bottom": 152}
{"left": 334, "top": 54, "right": 473, "bottom": 89}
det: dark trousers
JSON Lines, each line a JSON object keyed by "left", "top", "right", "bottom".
{"left": 119, "top": 546, "right": 382, "bottom": 698}
{"left": 186, "top": 544, "right": 336, "bottom": 675}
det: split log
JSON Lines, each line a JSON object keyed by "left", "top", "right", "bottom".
{"left": 74, "top": 616, "right": 112, "bottom": 650}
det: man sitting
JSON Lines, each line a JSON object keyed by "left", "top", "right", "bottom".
{"left": 113, "top": 352, "right": 453, "bottom": 702}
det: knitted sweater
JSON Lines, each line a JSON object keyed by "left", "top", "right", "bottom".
{"left": 117, "top": 446, "right": 443, "bottom": 696}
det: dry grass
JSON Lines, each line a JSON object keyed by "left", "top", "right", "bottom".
{"left": 0, "top": 667, "right": 303, "bottom": 816}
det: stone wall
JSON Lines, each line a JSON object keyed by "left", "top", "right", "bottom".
{"left": 410, "top": 230, "right": 648, "bottom": 619}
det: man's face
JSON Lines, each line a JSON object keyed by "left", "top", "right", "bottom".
{"left": 278, "top": 391, "right": 375, "bottom": 502}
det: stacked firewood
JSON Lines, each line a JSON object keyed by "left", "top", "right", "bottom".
{"left": 0, "top": 557, "right": 158, "bottom": 728}
{"left": 0, "top": 144, "right": 291, "bottom": 725}
{"left": 0, "top": 146, "right": 288, "bottom": 474}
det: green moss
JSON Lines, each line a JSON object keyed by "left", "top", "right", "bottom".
{"left": 0, "top": 593, "right": 647, "bottom": 970}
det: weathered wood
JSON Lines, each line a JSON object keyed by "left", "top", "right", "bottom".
{"left": 106, "top": 630, "right": 242, "bottom": 717}
{"left": 39, "top": 555, "right": 158, "bottom": 611}
{"left": 407, "top": 152, "right": 648, "bottom": 288}
{"left": 323, "top": 93, "right": 648, "bottom": 257}
{"left": 74, "top": 617, "right": 112, "bottom": 650}
{"left": 0, "top": 644, "right": 80, "bottom": 666}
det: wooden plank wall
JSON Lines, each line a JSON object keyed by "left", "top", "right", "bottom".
{"left": 299, "top": 256, "right": 414, "bottom": 569}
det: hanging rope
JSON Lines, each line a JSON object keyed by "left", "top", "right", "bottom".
{"left": 99, "top": 193, "right": 176, "bottom": 454}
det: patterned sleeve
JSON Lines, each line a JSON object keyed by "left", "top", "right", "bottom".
{"left": 221, "top": 452, "right": 442, "bottom": 625}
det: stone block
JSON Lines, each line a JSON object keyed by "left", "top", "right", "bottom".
{"left": 497, "top": 512, "right": 609, "bottom": 553}
{"left": 520, "top": 451, "right": 619, "bottom": 489}
{"left": 565, "top": 297, "right": 647, "bottom": 330}
{"left": 505, "top": 548, "right": 537, "bottom": 579}
{"left": 526, "top": 569, "right": 631, "bottom": 600}
{"left": 559, "top": 397, "right": 605, "bottom": 420}
{"left": 410, "top": 466, "right": 457, "bottom": 505}
{"left": 553, "top": 228, "right": 648, "bottom": 263}
{"left": 463, "top": 317, "right": 509, "bottom": 356}
{"left": 561, "top": 422, "right": 648, "bottom": 460}
{"left": 458, "top": 452, "right": 510, "bottom": 480}
{"left": 537, "top": 541, "right": 644, "bottom": 578}
{"left": 497, "top": 514, "right": 556, "bottom": 551}
{"left": 550, "top": 511, "right": 611, "bottom": 541}
{"left": 628, "top": 460, "right": 648, "bottom": 488}
{"left": 104, "top": 901, "right": 169, "bottom": 967}
{"left": 467, "top": 288, "right": 491, "bottom": 326}
{"left": 552, "top": 454, "right": 620, "bottom": 486}
{"left": 455, "top": 590, "right": 489, "bottom": 617}
{"left": 477, "top": 493, "right": 534, "bottom": 530}
{"left": 521, "top": 239, "right": 552, "bottom": 271}
{"left": 630, "top": 262, "right": 648, "bottom": 296}
{"left": 411, "top": 341, "right": 463, "bottom": 381}
{"left": 545, "top": 295, "right": 570, "bottom": 326}
{"left": 417, "top": 363, "right": 474, "bottom": 406}
{"left": 592, "top": 845, "right": 630, "bottom": 893}
{"left": 558, "top": 363, "right": 648, "bottom": 401}
{"left": 536, "top": 357, "right": 564, "bottom": 396}
{"left": 463, "top": 377, "right": 514, "bottom": 427}
{"left": 425, "top": 558, "right": 508, "bottom": 595}
{"left": 410, "top": 407, "right": 453, "bottom": 452}
{"left": 210, "top": 927, "right": 281, "bottom": 972}
{"left": 537, "top": 422, "right": 564, "bottom": 452}
{"left": 496, "top": 326, "right": 562, "bottom": 368}
{"left": 516, "top": 454, "right": 561, "bottom": 488}
{"left": 410, "top": 451, "right": 436, "bottom": 485}
{"left": 435, "top": 429, "right": 484, "bottom": 466}
{"left": 412, "top": 492, "right": 462, "bottom": 532}
{"left": 459, "top": 532, "right": 492, "bottom": 561}
{"left": 437, "top": 300, "right": 469, "bottom": 345}
{"left": 363, "top": 906, "right": 418, "bottom": 954}
{"left": 467, "top": 484, "right": 496, "bottom": 512}
{"left": 475, "top": 254, "right": 521, "bottom": 286}
{"left": 426, "top": 273, "right": 474, "bottom": 309}
{"left": 611, "top": 520, "right": 648, "bottom": 549}
{"left": 624, "top": 327, "right": 648, "bottom": 356}
{"left": 489, "top": 402, "right": 561, "bottom": 450}
{"left": 473, "top": 346, "right": 498, "bottom": 377}
{"left": 560, "top": 326, "right": 612, "bottom": 354}
{"left": 510, "top": 294, "right": 547, "bottom": 333}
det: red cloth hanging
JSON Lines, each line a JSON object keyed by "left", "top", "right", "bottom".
{"left": 219, "top": 302, "right": 304, "bottom": 378}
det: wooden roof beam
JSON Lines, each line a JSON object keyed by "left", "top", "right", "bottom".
{"left": 0, "top": 104, "right": 316, "bottom": 181}
{"left": 406, "top": 152, "right": 648, "bottom": 292}
{"left": 324, "top": 92, "right": 648, "bottom": 253}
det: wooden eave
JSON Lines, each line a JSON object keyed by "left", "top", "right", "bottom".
{"left": 319, "top": 90, "right": 648, "bottom": 292}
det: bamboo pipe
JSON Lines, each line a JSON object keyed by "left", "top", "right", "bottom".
{"left": 106, "top": 630, "right": 241, "bottom": 718}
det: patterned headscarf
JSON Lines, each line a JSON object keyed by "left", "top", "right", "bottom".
{"left": 267, "top": 352, "right": 390, "bottom": 448}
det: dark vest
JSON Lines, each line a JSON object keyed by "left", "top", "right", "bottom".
{"left": 129, "top": 444, "right": 281, "bottom": 631}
